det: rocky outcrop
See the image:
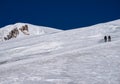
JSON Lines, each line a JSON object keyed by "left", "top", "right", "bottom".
{"left": 19, "top": 25, "right": 30, "bottom": 35}
{"left": 4, "top": 25, "right": 29, "bottom": 41}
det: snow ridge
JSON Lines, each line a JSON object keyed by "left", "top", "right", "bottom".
{"left": 0, "top": 23, "right": 63, "bottom": 41}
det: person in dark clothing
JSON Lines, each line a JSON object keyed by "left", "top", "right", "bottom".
{"left": 108, "top": 36, "right": 111, "bottom": 42}
{"left": 104, "top": 36, "right": 107, "bottom": 42}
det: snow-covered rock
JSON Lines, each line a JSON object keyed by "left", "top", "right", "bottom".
{"left": 0, "top": 23, "right": 63, "bottom": 41}
{"left": 0, "top": 19, "right": 120, "bottom": 84}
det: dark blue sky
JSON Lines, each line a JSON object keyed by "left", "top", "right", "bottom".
{"left": 0, "top": 0, "right": 120, "bottom": 30}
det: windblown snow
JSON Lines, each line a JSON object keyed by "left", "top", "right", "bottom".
{"left": 0, "top": 20, "right": 120, "bottom": 84}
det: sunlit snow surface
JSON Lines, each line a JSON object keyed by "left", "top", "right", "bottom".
{"left": 0, "top": 20, "right": 120, "bottom": 84}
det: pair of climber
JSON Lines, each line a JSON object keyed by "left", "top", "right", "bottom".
{"left": 104, "top": 36, "right": 111, "bottom": 42}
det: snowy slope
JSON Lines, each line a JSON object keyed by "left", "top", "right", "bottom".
{"left": 0, "top": 19, "right": 120, "bottom": 84}
{"left": 0, "top": 23, "right": 63, "bottom": 41}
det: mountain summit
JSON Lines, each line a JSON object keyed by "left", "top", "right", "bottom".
{"left": 0, "top": 23, "right": 62, "bottom": 41}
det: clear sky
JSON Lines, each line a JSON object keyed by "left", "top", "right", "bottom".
{"left": 0, "top": 0, "right": 120, "bottom": 30}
